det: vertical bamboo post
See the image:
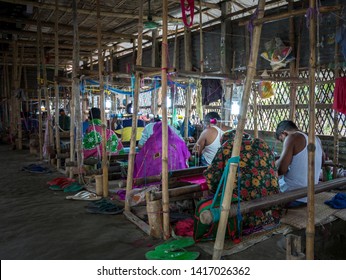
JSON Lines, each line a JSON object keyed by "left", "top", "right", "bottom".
{"left": 17, "top": 46, "right": 24, "bottom": 150}
{"left": 37, "top": 15, "right": 43, "bottom": 160}
{"left": 184, "top": 27, "right": 192, "bottom": 140}
{"left": 161, "top": 0, "right": 170, "bottom": 240}
{"left": 146, "top": 192, "right": 163, "bottom": 238}
{"left": 289, "top": 0, "right": 297, "bottom": 121}
{"left": 333, "top": 5, "right": 340, "bottom": 179}
{"left": 306, "top": 0, "right": 317, "bottom": 260}
{"left": 125, "top": 0, "right": 144, "bottom": 211}
{"left": 41, "top": 38, "right": 53, "bottom": 158}
{"left": 72, "top": 0, "right": 82, "bottom": 182}
{"left": 212, "top": 0, "right": 266, "bottom": 260}
{"left": 96, "top": 0, "right": 108, "bottom": 197}
{"left": 12, "top": 39, "right": 19, "bottom": 150}
{"left": 151, "top": 29, "right": 158, "bottom": 115}
{"left": 24, "top": 66, "right": 29, "bottom": 114}
{"left": 253, "top": 85, "right": 258, "bottom": 138}
{"left": 54, "top": 0, "right": 61, "bottom": 169}
{"left": 173, "top": 26, "right": 179, "bottom": 69}
{"left": 199, "top": 0, "right": 204, "bottom": 74}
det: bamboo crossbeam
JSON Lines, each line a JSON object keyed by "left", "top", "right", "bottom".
{"left": 123, "top": 210, "right": 151, "bottom": 236}
{"left": 133, "top": 65, "right": 176, "bottom": 76}
{"left": 0, "top": 16, "right": 150, "bottom": 41}
{"left": 200, "top": 177, "right": 346, "bottom": 225}
{"left": 0, "top": 0, "right": 169, "bottom": 22}
{"left": 148, "top": 184, "right": 202, "bottom": 201}
{"left": 239, "top": 5, "right": 341, "bottom": 26}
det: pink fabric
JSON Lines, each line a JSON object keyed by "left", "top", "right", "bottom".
{"left": 177, "top": 175, "right": 209, "bottom": 191}
{"left": 134, "top": 122, "right": 190, "bottom": 178}
{"left": 333, "top": 77, "right": 346, "bottom": 114}
{"left": 174, "top": 218, "right": 194, "bottom": 237}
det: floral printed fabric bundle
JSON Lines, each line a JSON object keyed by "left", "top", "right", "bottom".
{"left": 83, "top": 119, "right": 124, "bottom": 160}
{"left": 204, "top": 130, "right": 282, "bottom": 233}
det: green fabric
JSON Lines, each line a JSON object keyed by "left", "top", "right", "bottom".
{"left": 145, "top": 250, "right": 199, "bottom": 260}
{"left": 193, "top": 196, "right": 239, "bottom": 242}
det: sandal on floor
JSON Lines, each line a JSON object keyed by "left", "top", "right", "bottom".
{"left": 66, "top": 191, "right": 102, "bottom": 201}
{"left": 145, "top": 249, "right": 199, "bottom": 260}
{"left": 154, "top": 237, "right": 195, "bottom": 253}
{"left": 49, "top": 185, "right": 63, "bottom": 191}
{"left": 63, "top": 183, "right": 84, "bottom": 193}
{"left": 85, "top": 201, "right": 124, "bottom": 214}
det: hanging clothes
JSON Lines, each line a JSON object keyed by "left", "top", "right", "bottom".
{"left": 332, "top": 77, "right": 346, "bottom": 115}
{"left": 201, "top": 79, "right": 223, "bottom": 105}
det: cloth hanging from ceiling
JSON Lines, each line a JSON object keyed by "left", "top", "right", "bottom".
{"left": 201, "top": 79, "right": 223, "bottom": 105}
{"left": 332, "top": 77, "right": 346, "bottom": 115}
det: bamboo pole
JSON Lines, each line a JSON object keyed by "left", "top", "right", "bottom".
{"left": 12, "top": 39, "right": 20, "bottom": 150}
{"left": 37, "top": 15, "right": 43, "bottom": 160}
{"left": 212, "top": 0, "right": 266, "bottom": 260}
{"left": 200, "top": 177, "right": 346, "bottom": 224}
{"left": 289, "top": 0, "right": 297, "bottom": 121}
{"left": 124, "top": 0, "right": 144, "bottom": 211}
{"left": 253, "top": 85, "right": 258, "bottom": 138}
{"left": 54, "top": 0, "right": 61, "bottom": 169}
{"left": 41, "top": 37, "right": 53, "bottom": 158}
{"left": 184, "top": 27, "right": 192, "bottom": 140}
{"left": 161, "top": 0, "right": 170, "bottom": 240}
{"left": 333, "top": 5, "right": 340, "bottom": 179}
{"left": 72, "top": 0, "right": 82, "bottom": 182}
{"left": 96, "top": 0, "right": 108, "bottom": 197}
{"left": 199, "top": 0, "right": 204, "bottom": 74}
{"left": 306, "top": 0, "right": 317, "bottom": 260}
{"left": 17, "top": 46, "right": 24, "bottom": 150}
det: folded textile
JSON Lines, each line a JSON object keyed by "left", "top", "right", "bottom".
{"left": 324, "top": 193, "right": 346, "bottom": 209}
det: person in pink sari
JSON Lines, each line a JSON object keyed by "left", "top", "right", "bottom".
{"left": 82, "top": 108, "right": 124, "bottom": 160}
{"left": 134, "top": 121, "right": 190, "bottom": 178}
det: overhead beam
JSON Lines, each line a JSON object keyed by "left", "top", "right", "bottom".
{"left": 239, "top": 4, "right": 342, "bottom": 26}
{"left": 0, "top": 0, "right": 176, "bottom": 22}
{"left": 169, "top": 0, "right": 219, "bottom": 9}
{"left": 0, "top": 16, "right": 151, "bottom": 41}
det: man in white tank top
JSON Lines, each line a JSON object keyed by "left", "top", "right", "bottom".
{"left": 275, "top": 120, "right": 325, "bottom": 206}
{"left": 193, "top": 112, "right": 224, "bottom": 166}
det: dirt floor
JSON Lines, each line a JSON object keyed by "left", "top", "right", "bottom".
{"left": 0, "top": 142, "right": 345, "bottom": 260}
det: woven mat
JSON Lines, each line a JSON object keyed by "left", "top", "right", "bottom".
{"left": 196, "top": 224, "right": 293, "bottom": 256}
{"left": 280, "top": 192, "right": 340, "bottom": 229}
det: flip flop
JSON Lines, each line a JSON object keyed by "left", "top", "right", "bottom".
{"left": 63, "top": 183, "right": 84, "bottom": 193}
{"left": 154, "top": 237, "right": 195, "bottom": 253}
{"left": 49, "top": 185, "right": 63, "bottom": 191}
{"left": 47, "top": 177, "right": 75, "bottom": 186}
{"left": 66, "top": 191, "right": 102, "bottom": 201}
{"left": 145, "top": 250, "right": 199, "bottom": 260}
{"left": 85, "top": 205, "right": 124, "bottom": 215}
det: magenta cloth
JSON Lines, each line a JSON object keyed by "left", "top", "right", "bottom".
{"left": 177, "top": 175, "right": 208, "bottom": 191}
{"left": 333, "top": 77, "right": 346, "bottom": 115}
{"left": 134, "top": 122, "right": 190, "bottom": 178}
